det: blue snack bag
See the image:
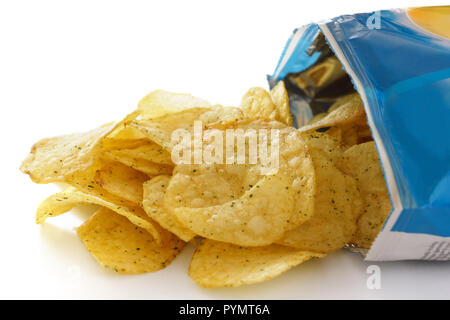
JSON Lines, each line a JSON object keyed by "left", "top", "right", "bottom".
{"left": 269, "top": 6, "right": 450, "bottom": 260}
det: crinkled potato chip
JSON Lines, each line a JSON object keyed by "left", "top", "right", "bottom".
{"left": 278, "top": 134, "right": 362, "bottom": 253}
{"left": 241, "top": 86, "right": 293, "bottom": 125}
{"left": 138, "top": 90, "right": 211, "bottom": 120}
{"left": 21, "top": 110, "right": 142, "bottom": 184}
{"left": 94, "top": 161, "right": 149, "bottom": 205}
{"left": 189, "top": 239, "right": 325, "bottom": 288}
{"left": 337, "top": 142, "right": 388, "bottom": 195}
{"left": 131, "top": 106, "right": 244, "bottom": 151}
{"left": 165, "top": 120, "right": 316, "bottom": 246}
{"left": 20, "top": 123, "right": 115, "bottom": 184}
{"left": 172, "top": 174, "right": 296, "bottom": 246}
{"left": 337, "top": 141, "right": 392, "bottom": 248}
{"left": 304, "top": 56, "right": 347, "bottom": 88}
{"left": 78, "top": 207, "right": 185, "bottom": 274}
{"left": 142, "top": 175, "right": 195, "bottom": 242}
{"left": 301, "top": 132, "right": 343, "bottom": 164}
{"left": 299, "top": 93, "right": 365, "bottom": 133}
{"left": 270, "top": 81, "right": 293, "bottom": 126}
{"left": 351, "top": 192, "right": 391, "bottom": 249}
{"left": 36, "top": 187, "right": 161, "bottom": 243}
{"left": 241, "top": 87, "right": 276, "bottom": 120}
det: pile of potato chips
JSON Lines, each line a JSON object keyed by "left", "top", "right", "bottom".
{"left": 20, "top": 82, "right": 391, "bottom": 288}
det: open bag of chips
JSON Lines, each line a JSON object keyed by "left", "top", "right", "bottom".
{"left": 269, "top": 6, "right": 450, "bottom": 261}
{"left": 20, "top": 6, "right": 449, "bottom": 288}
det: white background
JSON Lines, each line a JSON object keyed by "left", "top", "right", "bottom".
{"left": 1, "top": 0, "right": 449, "bottom": 299}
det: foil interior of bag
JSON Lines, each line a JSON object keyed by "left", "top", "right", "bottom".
{"left": 272, "top": 32, "right": 358, "bottom": 128}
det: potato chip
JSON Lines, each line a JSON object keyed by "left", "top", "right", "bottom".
{"left": 131, "top": 106, "right": 244, "bottom": 151}
{"left": 94, "top": 161, "right": 149, "bottom": 205}
{"left": 165, "top": 121, "right": 316, "bottom": 246}
{"left": 351, "top": 192, "right": 391, "bottom": 248}
{"left": 21, "top": 110, "right": 143, "bottom": 184}
{"left": 142, "top": 175, "right": 195, "bottom": 242}
{"left": 241, "top": 86, "right": 293, "bottom": 125}
{"left": 270, "top": 81, "right": 293, "bottom": 126}
{"left": 188, "top": 239, "right": 325, "bottom": 288}
{"left": 138, "top": 90, "right": 211, "bottom": 119}
{"left": 78, "top": 207, "right": 185, "bottom": 274}
{"left": 337, "top": 142, "right": 387, "bottom": 195}
{"left": 336, "top": 141, "right": 392, "bottom": 248}
{"left": 304, "top": 56, "right": 347, "bottom": 88}
{"left": 20, "top": 123, "right": 115, "bottom": 184}
{"left": 241, "top": 87, "right": 276, "bottom": 120}
{"left": 299, "top": 93, "right": 365, "bottom": 133}
{"left": 278, "top": 134, "right": 362, "bottom": 253}
{"left": 301, "top": 132, "right": 343, "bottom": 164}
{"left": 172, "top": 174, "right": 295, "bottom": 246}
{"left": 165, "top": 119, "right": 314, "bottom": 218}
{"left": 102, "top": 150, "right": 173, "bottom": 176}
{"left": 36, "top": 187, "right": 161, "bottom": 243}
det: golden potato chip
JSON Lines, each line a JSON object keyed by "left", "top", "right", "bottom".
{"left": 78, "top": 207, "right": 185, "bottom": 274}
{"left": 36, "top": 187, "right": 161, "bottom": 243}
{"left": 142, "top": 175, "right": 195, "bottom": 242}
{"left": 165, "top": 121, "right": 316, "bottom": 246}
{"left": 270, "top": 81, "right": 293, "bottom": 125}
{"left": 299, "top": 93, "right": 365, "bottom": 133}
{"left": 138, "top": 90, "right": 211, "bottom": 119}
{"left": 278, "top": 134, "right": 362, "bottom": 253}
{"left": 241, "top": 87, "right": 276, "bottom": 120}
{"left": 165, "top": 119, "right": 314, "bottom": 222}
{"left": 301, "top": 132, "right": 343, "bottom": 164}
{"left": 102, "top": 150, "right": 173, "bottom": 176}
{"left": 189, "top": 239, "right": 325, "bottom": 288}
{"left": 305, "top": 56, "right": 347, "bottom": 88}
{"left": 241, "top": 86, "right": 294, "bottom": 125}
{"left": 337, "top": 142, "right": 387, "bottom": 195}
{"left": 20, "top": 123, "right": 115, "bottom": 184}
{"left": 336, "top": 141, "right": 392, "bottom": 248}
{"left": 172, "top": 174, "right": 297, "bottom": 246}
{"left": 351, "top": 192, "right": 391, "bottom": 248}
{"left": 131, "top": 106, "right": 244, "bottom": 152}
{"left": 94, "top": 161, "right": 149, "bottom": 205}
{"left": 21, "top": 110, "right": 143, "bottom": 184}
